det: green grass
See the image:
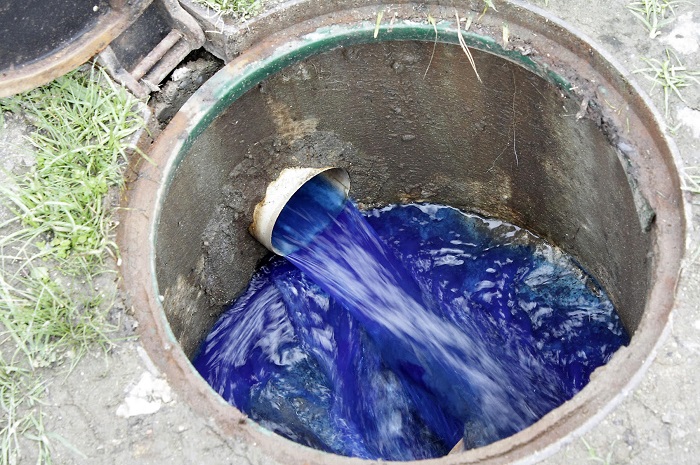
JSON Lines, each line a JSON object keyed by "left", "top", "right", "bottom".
{"left": 684, "top": 166, "right": 700, "bottom": 194}
{"left": 0, "top": 67, "right": 144, "bottom": 270}
{"left": 582, "top": 438, "right": 617, "bottom": 465}
{"left": 483, "top": 0, "right": 498, "bottom": 11}
{"left": 627, "top": 0, "right": 683, "bottom": 38}
{"left": 633, "top": 49, "right": 700, "bottom": 119}
{"left": 192, "top": 0, "right": 263, "bottom": 18}
{"left": 0, "top": 65, "right": 145, "bottom": 465}
{"left": 0, "top": 354, "right": 51, "bottom": 465}
{"left": 0, "top": 271, "right": 116, "bottom": 369}
{"left": 0, "top": 99, "right": 19, "bottom": 128}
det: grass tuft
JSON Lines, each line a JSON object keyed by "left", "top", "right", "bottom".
{"left": 483, "top": 0, "right": 498, "bottom": 12}
{"left": 0, "top": 272, "right": 116, "bottom": 369}
{"left": 633, "top": 49, "right": 700, "bottom": 119}
{"left": 192, "top": 0, "right": 263, "bottom": 19}
{"left": 0, "top": 67, "right": 144, "bottom": 271}
{"left": 683, "top": 166, "right": 700, "bottom": 194}
{"left": 627, "top": 0, "right": 684, "bottom": 38}
{"left": 582, "top": 438, "right": 617, "bottom": 465}
{"left": 0, "top": 65, "right": 145, "bottom": 465}
{"left": 0, "top": 354, "right": 51, "bottom": 465}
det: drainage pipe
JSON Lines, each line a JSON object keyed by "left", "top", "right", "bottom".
{"left": 250, "top": 167, "right": 350, "bottom": 255}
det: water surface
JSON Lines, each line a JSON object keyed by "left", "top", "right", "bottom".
{"left": 194, "top": 201, "right": 628, "bottom": 460}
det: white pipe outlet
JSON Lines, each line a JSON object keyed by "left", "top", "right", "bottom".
{"left": 249, "top": 167, "right": 350, "bottom": 255}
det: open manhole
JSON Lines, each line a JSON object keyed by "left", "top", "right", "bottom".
{"left": 118, "top": 1, "right": 686, "bottom": 463}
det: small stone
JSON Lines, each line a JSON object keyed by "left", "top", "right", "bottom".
{"left": 171, "top": 67, "right": 192, "bottom": 82}
{"left": 116, "top": 372, "right": 173, "bottom": 418}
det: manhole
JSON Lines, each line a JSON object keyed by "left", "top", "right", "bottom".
{"left": 118, "top": 1, "right": 686, "bottom": 463}
{"left": 0, "top": 0, "right": 152, "bottom": 97}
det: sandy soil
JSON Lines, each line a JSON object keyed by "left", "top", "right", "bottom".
{"left": 1, "top": 0, "right": 699, "bottom": 464}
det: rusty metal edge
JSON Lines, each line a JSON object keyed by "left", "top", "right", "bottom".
{"left": 116, "top": 1, "right": 688, "bottom": 464}
{"left": 0, "top": 0, "right": 153, "bottom": 98}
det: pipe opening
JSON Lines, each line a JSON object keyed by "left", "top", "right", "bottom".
{"left": 250, "top": 167, "right": 350, "bottom": 255}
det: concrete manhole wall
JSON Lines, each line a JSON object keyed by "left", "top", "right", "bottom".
{"left": 118, "top": 1, "right": 686, "bottom": 464}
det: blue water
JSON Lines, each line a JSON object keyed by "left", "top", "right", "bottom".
{"left": 271, "top": 173, "right": 347, "bottom": 256}
{"left": 194, "top": 195, "right": 628, "bottom": 460}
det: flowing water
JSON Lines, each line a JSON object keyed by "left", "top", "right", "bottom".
{"left": 193, "top": 178, "right": 628, "bottom": 460}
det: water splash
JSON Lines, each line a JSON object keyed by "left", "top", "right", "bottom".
{"left": 193, "top": 200, "right": 628, "bottom": 460}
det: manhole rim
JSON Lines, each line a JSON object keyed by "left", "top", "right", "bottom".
{"left": 118, "top": 2, "right": 688, "bottom": 464}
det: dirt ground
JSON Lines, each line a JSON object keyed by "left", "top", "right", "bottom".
{"left": 1, "top": 0, "right": 699, "bottom": 464}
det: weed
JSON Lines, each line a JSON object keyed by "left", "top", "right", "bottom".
{"left": 0, "top": 354, "right": 50, "bottom": 465}
{"left": 683, "top": 166, "right": 700, "bottom": 194}
{"left": 483, "top": 0, "right": 498, "bottom": 12}
{"left": 424, "top": 15, "right": 438, "bottom": 78}
{"left": 0, "top": 100, "right": 16, "bottom": 114}
{"left": 0, "top": 99, "right": 20, "bottom": 129}
{"left": 478, "top": 0, "right": 498, "bottom": 20}
{"left": 374, "top": 10, "right": 384, "bottom": 39}
{"left": 627, "top": 0, "right": 683, "bottom": 38}
{"left": 582, "top": 438, "right": 617, "bottom": 464}
{"left": 0, "top": 67, "right": 143, "bottom": 271}
{"left": 0, "top": 65, "right": 144, "bottom": 465}
{"left": 633, "top": 49, "right": 700, "bottom": 119}
{"left": 455, "top": 11, "right": 482, "bottom": 83}
{"left": 192, "top": 0, "right": 263, "bottom": 18}
{"left": 0, "top": 271, "right": 116, "bottom": 369}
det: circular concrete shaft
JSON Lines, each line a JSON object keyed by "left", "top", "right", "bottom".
{"left": 118, "top": 1, "right": 687, "bottom": 463}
